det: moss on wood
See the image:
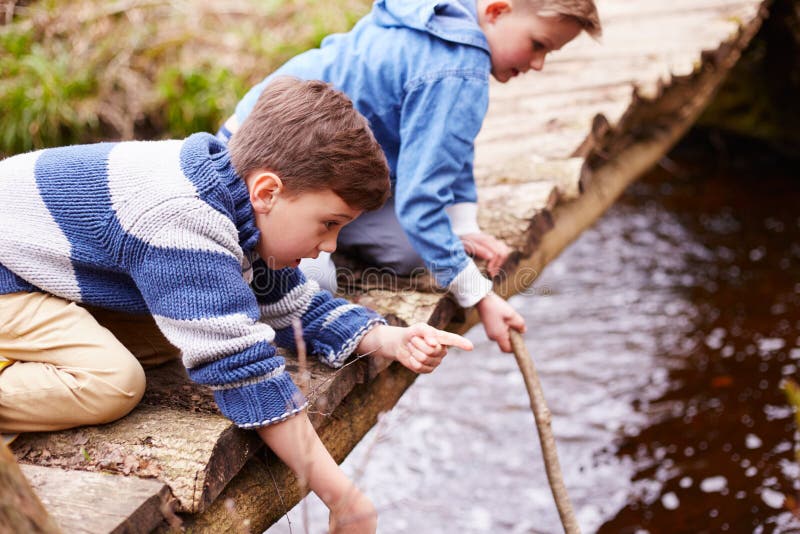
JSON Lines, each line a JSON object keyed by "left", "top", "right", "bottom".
{"left": 698, "top": 0, "right": 800, "bottom": 155}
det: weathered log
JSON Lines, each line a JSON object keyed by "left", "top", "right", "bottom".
{"left": 20, "top": 464, "right": 173, "bottom": 534}
{"left": 0, "top": 440, "right": 61, "bottom": 534}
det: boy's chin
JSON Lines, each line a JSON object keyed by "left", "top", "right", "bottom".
{"left": 491, "top": 70, "right": 512, "bottom": 83}
{"left": 284, "top": 258, "right": 302, "bottom": 269}
{"left": 265, "top": 258, "right": 301, "bottom": 270}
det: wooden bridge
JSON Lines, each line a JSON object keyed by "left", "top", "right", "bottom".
{"left": 3, "top": 0, "right": 774, "bottom": 531}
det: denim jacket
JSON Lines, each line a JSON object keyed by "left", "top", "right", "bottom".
{"left": 229, "top": 0, "right": 494, "bottom": 307}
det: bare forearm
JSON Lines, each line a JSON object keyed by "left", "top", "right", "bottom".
{"left": 256, "top": 413, "right": 353, "bottom": 507}
{"left": 356, "top": 324, "right": 394, "bottom": 358}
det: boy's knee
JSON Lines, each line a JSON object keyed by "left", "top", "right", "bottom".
{"left": 342, "top": 233, "right": 424, "bottom": 276}
{"left": 92, "top": 356, "right": 146, "bottom": 424}
{"left": 380, "top": 246, "right": 425, "bottom": 276}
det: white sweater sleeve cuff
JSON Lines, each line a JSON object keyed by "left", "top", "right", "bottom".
{"left": 447, "top": 260, "right": 493, "bottom": 308}
{"left": 445, "top": 202, "right": 481, "bottom": 236}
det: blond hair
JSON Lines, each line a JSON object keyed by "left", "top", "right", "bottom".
{"left": 518, "top": 0, "right": 602, "bottom": 38}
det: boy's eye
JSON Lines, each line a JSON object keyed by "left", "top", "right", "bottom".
{"left": 324, "top": 221, "right": 339, "bottom": 230}
{"left": 532, "top": 41, "right": 546, "bottom": 52}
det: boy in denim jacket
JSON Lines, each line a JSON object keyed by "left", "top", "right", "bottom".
{"left": 220, "top": 0, "right": 602, "bottom": 353}
{"left": 0, "top": 78, "right": 472, "bottom": 531}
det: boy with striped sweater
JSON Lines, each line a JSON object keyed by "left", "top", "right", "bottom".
{"left": 0, "top": 78, "right": 471, "bottom": 531}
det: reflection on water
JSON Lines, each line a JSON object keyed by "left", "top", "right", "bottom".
{"left": 267, "top": 134, "right": 800, "bottom": 533}
{"left": 597, "top": 138, "right": 800, "bottom": 534}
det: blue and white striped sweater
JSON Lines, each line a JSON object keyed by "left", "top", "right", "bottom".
{"left": 0, "top": 133, "right": 384, "bottom": 428}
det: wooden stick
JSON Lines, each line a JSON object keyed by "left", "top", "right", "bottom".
{"left": 0, "top": 440, "right": 62, "bottom": 533}
{"left": 509, "top": 330, "right": 580, "bottom": 534}
{"left": 291, "top": 318, "right": 311, "bottom": 534}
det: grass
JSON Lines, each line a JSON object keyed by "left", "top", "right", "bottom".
{"left": 0, "top": 0, "right": 371, "bottom": 156}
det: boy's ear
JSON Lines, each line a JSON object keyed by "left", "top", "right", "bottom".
{"left": 483, "top": 0, "right": 512, "bottom": 22}
{"left": 248, "top": 171, "right": 284, "bottom": 214}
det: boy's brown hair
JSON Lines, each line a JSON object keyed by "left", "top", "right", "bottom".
{"left": 519, "top": 0, "right": 602, "bottom": 39}
{"left": 229, "top": 77, "right": 390, "bottom": 211}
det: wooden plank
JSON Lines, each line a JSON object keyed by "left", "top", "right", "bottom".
{"left": 12, "top": 401, "right": 251, "bottom": 516}
{"left": 20, "top": 464, "right": 171, "bottom": 534}
{"left": 598, "top": 0, "right": 760, "bottom": 20}
{"left": 0, "top": 441, "right": 61, "bottom": 534}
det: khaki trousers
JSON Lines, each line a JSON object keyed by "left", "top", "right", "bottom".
{"left": 0, "top": 292, "right": 180, "bottom": 433}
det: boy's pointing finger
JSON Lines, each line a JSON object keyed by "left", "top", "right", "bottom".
{"left": 434, "top": 331, "right": 474, "bottom": 351}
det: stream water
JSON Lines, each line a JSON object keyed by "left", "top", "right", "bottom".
{"left": 267, "top": 133, "right": 800, "bottom": 534}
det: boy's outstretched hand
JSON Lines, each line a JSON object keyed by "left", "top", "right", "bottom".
{"left": 358, "top": 323, "right": 473, "bottom": 373}
{"left": 476, "top": 291, "right": 526, "bottom": 353}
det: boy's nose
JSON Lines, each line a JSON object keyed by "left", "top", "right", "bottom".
{"left": 319, "top": 238, "right": 337, "bottom": 254}
{"left": 530, "top": 54, "right": 545, "bottom": 71}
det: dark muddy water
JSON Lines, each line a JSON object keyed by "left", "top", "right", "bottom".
{"left": 267, "top": 135, "right": 800, "bottom": 534}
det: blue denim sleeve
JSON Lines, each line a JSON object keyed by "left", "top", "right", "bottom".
{"left": 451, "top": 159, "right": 478, "bottom": 204}
{"left": 394, "top": 74, "right": 489, "bottom": 287}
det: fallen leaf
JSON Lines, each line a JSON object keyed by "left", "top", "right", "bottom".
{"left": 711, "top": 375, "right": 734, "bottom": 388}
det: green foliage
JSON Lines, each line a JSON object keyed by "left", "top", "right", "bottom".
{"left": 782, "top": 379, "right": 800, "bottom": 465}
{"left": 0, "top": 26, "right": 98, "bottom": 152}
{"left": 698, "top": 0, "right": 800, "bottom": 155}
{"left": 0, "top": 0, "right": 372, "bottom": 156}
{"left": 157, "top": 65, "right": 247, "bottom": 137}
{"left": 783, "top": 379, "right": 800, "bottom": 429}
